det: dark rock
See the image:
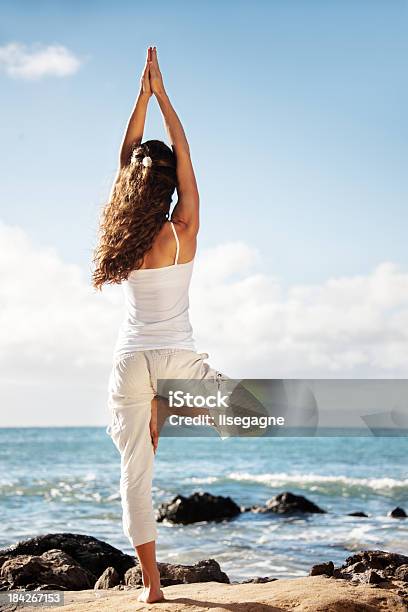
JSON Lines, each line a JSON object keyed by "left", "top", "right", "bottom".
{"left": 366, "top": 569, "right": 385, "bottom": 584}
{"left": 395, "top": 565, "right": 408, "bottom": 582}
{"left": 0, "top": 533, "right": 136, "bottom": 583}
{"left": 252, "top": 492, "right": 326, "bottom": 515}
{"left": 94, "top": 567, "right": 120, "bottom": 589}
{"left": 0, "top": 549, "right": 95, "bottom": 591}
{"left": 31, "top": 583, "right": 70, "bottom": 591}
{"left": 125, "top": 558, "right": 229, "bottom": 587}
{"left": 348, "top": 561, "right": 366, "bottom": 574}
{"left": 310, "top": 561, "right": 334, "bottom": 577}
{"left": 160, "top": 559, "right": 230, "bottom": 586}
{"left": 329, "top": 550, "right": 408, "bottom": 585}
{"left": 389, "top": 507, "right": 407, "bottom": 518}
{"left": 241, "top": 577, "right": 278, "bottom": 584}
{"left": 348, "top": 512, "right": 368, "bottom": 517}
{"left": 157, "top": 492, "right": 241, "bottom": 524}
{"left": 344, "top": 551, "right": 408, "bottom": 572}
{"left": 124, "top": 565, "right": 142, "bottom": 587}
{"left": 0, "top": 533, "right": 232, "bottom": 592}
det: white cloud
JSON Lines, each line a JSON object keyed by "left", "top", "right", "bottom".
{"left": 0, "top": 222, "right": 407, "bottom": 425}
{"left": 0, "top": 223, "right": 119, "bottom": 382}
{"left": 191, "top": 246, "right": 408, "bottom": 377}
{"left": 0, "top": 43, "right": 82, "bottom": 80}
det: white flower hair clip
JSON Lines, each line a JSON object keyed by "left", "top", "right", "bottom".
{"left": 130, "top": 150, "right": 153, "bottom": 168}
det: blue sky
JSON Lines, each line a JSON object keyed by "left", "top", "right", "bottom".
{"left": 1, "top": 0, "right": 406, "bottom": 286}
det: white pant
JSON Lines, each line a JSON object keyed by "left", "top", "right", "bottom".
{"left": 106, "top": 348, "right": 226, "bottom": 548}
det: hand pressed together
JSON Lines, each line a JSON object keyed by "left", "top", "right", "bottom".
{"left": 140, "top": 46, "right": 166, "bottom": 97}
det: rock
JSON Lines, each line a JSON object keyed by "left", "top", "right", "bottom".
{"left": 29, "top": 583, "right": 70, "bottom": 591}
{"left": 123, "top": 566, "right": 142, "bottom": 587}
{"left": 157, "top": 492, "right": 241, "bottom": 524}
{"left": 348, "top": 561, "right": 366, "bottom": 573}
{"left": 0, "top": 533, "right": 232, "bottom": 592}
{"left": 348, "top": 512, "right": 368, "bottom": 517}
{"left": 0, "top": 533, "right": 136, "bottom": 583}
{"left": 125, "top": 558, "right": 229, "bottom": 587}
{"left": 0, "top": 549, "right": 95, "bottom": 591}
{"left": 241, "top": 576, "right": 278, "bottom": 584}
{"left": 389, "top": 507, "right": 407, "bottom": 518}
{"left": 395, "top": 565, "right": 408, "bottom": 582}
{"left": 310, "top": 561, "right": 334, "bottom": 577}
{"left": 160, "top": 559, "right": 230, "bottom": 586}
{"left": 330, "top": 550, "right": 408, "bottom": 585}
{"left": 366, "top": 569, "right": 385, "bottom": 584}
{"left": 94, "top": 567, "right": 120, "bottom": 589}
{"left": 252, "top": 492, "right": 326, "bottom": 515}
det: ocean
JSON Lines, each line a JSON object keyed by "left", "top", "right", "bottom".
{"left": 0, "top": 427, "right": 407, "bottom": 582}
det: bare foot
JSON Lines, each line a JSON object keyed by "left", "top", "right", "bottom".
{"left": 137, "top": 585, "right": 165, "bottom": 603}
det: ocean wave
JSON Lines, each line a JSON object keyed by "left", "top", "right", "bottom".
{"left": 227, "top": 472, "right": 408, "bottom": 496}
{"left": 186, "top": 472, "right": 408, "bottom": 497}
{"left": 0, "top": 474, "right": 117, "bottom": 504}
{"left": 186, "top": 476, "right": 219, "bottom": 485}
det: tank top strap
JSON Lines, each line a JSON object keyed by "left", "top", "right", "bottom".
{"left": 170, "top": 221, "right": 180, "bottom": 265}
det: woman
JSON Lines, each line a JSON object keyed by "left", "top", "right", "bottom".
{"left": 93, "top": 47, "right": 225, "bottom": 604}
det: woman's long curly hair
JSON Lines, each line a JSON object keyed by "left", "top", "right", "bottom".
{"left": 92, "top": 139, "right": 177, "bottom": 289}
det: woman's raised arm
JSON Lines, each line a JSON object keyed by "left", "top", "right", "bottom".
{"left": 118, "top": 48, "right": 152, "bottom": 169}
{"left": 150, "top": 47, "right": 199, "bottom": 236}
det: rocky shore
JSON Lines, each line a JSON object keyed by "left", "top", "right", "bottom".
{"left": 0, "top": 491, "right": 406, "bottom": 610}
{"left": 1, "top": 534, "right": 407, "bottom": 611}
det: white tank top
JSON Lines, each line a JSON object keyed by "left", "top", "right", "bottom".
{"left": 113, "top": 222, "right": 196, "bottom": 358}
